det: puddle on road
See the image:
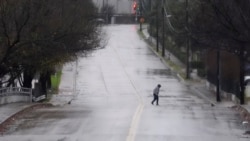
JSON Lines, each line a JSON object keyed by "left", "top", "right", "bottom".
{"left": 136, "top": 69, "right": 176, "bottom": 79}
{"left": 145, "top": 69, "right": 172, "bottom": 76}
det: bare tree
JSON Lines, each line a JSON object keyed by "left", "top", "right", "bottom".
{"left": 0, "top": 0, "right": 102, "bottom": 93}
{"left": 190, "top": 0, "right": 250, "bottom": 104}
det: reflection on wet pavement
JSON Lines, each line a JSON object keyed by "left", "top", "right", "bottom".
{"left": 0, "top": 25, "right": 248, "bottom": 141}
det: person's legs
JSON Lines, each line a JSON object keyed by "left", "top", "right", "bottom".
{"left": 152, "top": 94, "right": 157, "bottom": 105}
{"left": 156, "top": 95, "right": 159, "bottom": 105}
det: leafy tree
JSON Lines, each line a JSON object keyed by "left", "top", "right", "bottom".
{"left": 0, "top": 0, "right": 102, "bottom": 95}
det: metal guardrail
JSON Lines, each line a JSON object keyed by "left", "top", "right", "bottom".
{"left": 0, "top": 87, "right": 33, "bottom": 102}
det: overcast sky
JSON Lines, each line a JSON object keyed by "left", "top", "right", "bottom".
{"left": 92, "top": 0, "right": 133, "bottom": 14}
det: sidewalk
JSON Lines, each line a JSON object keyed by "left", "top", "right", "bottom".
{"left": 0, "top": 103, "right": 52, "bottom": 133}
{"left": 49, "top": 62, "right": 77, "bottom": 106}
{"left": 0, "top": 103, "right": 33, "bottom": 124}
{"left": 0, "top": 62, "right": 77, "bottom": 133}
{"left": 140, "top": 24, "right": 250, "bottom": 122}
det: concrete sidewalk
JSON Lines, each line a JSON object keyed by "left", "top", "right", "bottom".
{"left": 0, "top": 103, "right": 34, "bottom": 124}
{"left": 0, "top": 62, "right": 77, "bottom": 131}
{"left": 0, "top": 102, "right": 52, "bottom": 133}
{"left": 50, "top": 62, "right": 77, "bottom": 106}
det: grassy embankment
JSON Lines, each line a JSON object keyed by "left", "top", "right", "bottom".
{"left": 50, "top": 71, "right": 62, "bottom": 93}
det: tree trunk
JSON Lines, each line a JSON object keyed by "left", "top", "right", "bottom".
{"left": 46, "top": 71, "right": 52, "bottom": 89}
{"left": 39, "top": 72, "right": 48, "bottom": 97}
{"left": 7, "top": 75, "right": 15, "bottom": 87}
{"left": 23, "top": 69, "right": 34, "bottom": 88}
{"left": 216, "top": 49, "right": 221, "bottom": 102}
{"left": 239, "top": 45, "right": 245, "bottom": 105}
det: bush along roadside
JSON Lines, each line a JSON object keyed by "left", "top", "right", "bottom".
{"left": 42, "top": 70, "right": 62, "bottom": 103}
{"left": 50, "top": 71, "right": 62, "bottom": 94}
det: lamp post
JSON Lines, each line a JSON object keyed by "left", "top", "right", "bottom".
{"left": 106, "top": 0, "right": 109, "bottom": 24}
{"left": 116, "top": 0, "right": 118, "bottom": 13}
{"left": 161, "top": 0, "right": 165, "bottom": 57}
{"left": 216, "top": 49, "right": 221, "bottom": 102}
{"left": 156, "top": 0, "right": 159, "bottom": 52}
{"left": 239, "top": 46, "right": 246, "bottom": 104}
{"left": 185, "top": 0, "right": 190, "bottom": 79}
{"left": 103, "top": 0, "right": 104, "bottom": 10}
{"left": 149, "top": 0, "right": 152, "bottom": 39}
{"left": 139, "top": 0, "right": 142, "bottom": 31}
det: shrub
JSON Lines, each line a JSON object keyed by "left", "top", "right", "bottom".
{"left": 198, "top": 68, "right": 206, "bottom": 78}
{"left": 190, "top": 61, "right": 204, "bottom": 69}
{"left": 50, "top": 71, "right": 62, "bottom": 92}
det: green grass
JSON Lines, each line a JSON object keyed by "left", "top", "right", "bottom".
{"left": 50, "top": 71, "right": 62, "bottom": 93}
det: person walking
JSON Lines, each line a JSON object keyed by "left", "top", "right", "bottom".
{"left": 151, "top": 84, "right": 161, "bottom": 105}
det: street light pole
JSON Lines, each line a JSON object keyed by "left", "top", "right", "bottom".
{"left": 156, "top": 0, "right": 159, "bottom": 52}
{"left": 139, "top": 0, "right": 142, "bottom": 31}
{"left": 149, "top": 0, "right": 152, "bottom": 37}
{"left": 162, "top": 0, "right": 165, "bottom": 57}
{"left": 185, "top": 0, "right": 190, "bottom": 79}
{"left": 216, "top": 49, "right": 221, "bottom": 102}
{"left": 116, "top": 0, "right": 118, "bottom": 13}
{"left": 239, "top": 46, "right": 246, "bottom": 104}
{"left": 103, "top": 0, "right": 104, "bottom": 10}
{"left": 154, "top": 0, "right": 159, "bottom": 52}
{"left": 106, "top": 0, "right": 109, "bottom": 24}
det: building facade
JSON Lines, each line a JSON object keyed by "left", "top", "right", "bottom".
{"left": 92, "top": 0, "right": 133, "bottom": 14}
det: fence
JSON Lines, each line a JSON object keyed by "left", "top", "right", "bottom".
{"left": 0, "top": 87, "right": 32, "bottom": 104}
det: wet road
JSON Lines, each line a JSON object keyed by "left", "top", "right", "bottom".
{"left": 0, "top": 25, "right": 248, "bottom": 141}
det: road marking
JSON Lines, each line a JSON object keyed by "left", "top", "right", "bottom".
{"left": 126, "top": 103, "right": 144, "bottom": 141}
{"left": 109, "top": 44, "right": 144, "bottom": 141}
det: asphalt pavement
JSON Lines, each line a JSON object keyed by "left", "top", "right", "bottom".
{"left": 141, "top": 24, "right": 250, "bottom": 123}
{"left": 0, "top": 103, "right": 33, "bottom": 124}
{"left": 0, "top": 24, "right": 249, "bottom": 139}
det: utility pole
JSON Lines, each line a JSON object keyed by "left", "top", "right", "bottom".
{"left": 185, "top": 0, "right": 190, "bottom": 79}
{"left": 106, "top": 0, "right": 109, "bottom": 24}
{"left": 116, "top": 0, "right": 118, "bottom": 13}
{"left": 149, "top": 0, "right": 152, "bottom": 11}
{"left": 156, "top": 0, "right": 159, "bottom": 52}
{"left": 139, "top": 0, "right": 142, "bottom": 31}
{"left": 103, "top": 0, "right": 104, "bottom": 10}
{"left": 239, "top": 46, "right": 246, "bottom": 104}
{"left": 149, "top": 0, "right": 152, "bottom": 36}
{"left": 216, "top": 50, "right": 221, "bottom": 102}
{"left": 162, "top": 0, "right": 165, "bottom": 57}
{"left": 102, "top": 0, "right": 105, "bottom": 19}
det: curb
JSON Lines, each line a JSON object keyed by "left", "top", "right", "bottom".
{"left": 191, "top": 86, "right": 217, "bottom": 106}
{"left": 140, "top": 30, "right": 186, "bottom": 83}
{"left": 0, "top": 103, "right": 53, "bottom": 134}
{"left": 143, "top": 38, "right": 184, "bottom": 82}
